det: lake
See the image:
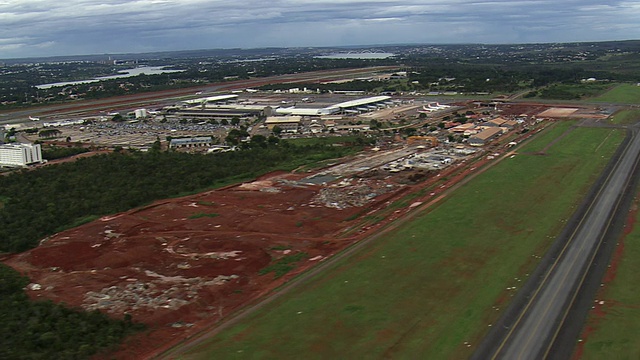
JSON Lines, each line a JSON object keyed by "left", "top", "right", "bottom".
{"left": 36, "top": 66, "right": 185, "bottom": 89}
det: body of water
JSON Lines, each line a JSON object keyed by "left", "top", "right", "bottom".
{"left": 36, "top": 66, "right": 185, "bottom": 89}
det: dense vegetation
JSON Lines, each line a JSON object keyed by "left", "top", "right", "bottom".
{"left": 0, "top": 142, "right": 355, "bottom": 253}
{"left": 42, "top": 145, "right": 90, "bottom": 161}
{"left": 0, "top": 263, "right": 144, "bottom": 359}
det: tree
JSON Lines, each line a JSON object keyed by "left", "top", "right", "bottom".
{"left": 250, "top": 134, "right": 267, "bottom": 148}
{"left": 267, "top": 135, "right": 279, "bottom": 145}
{"left": 225, "top": 128, "right": 248, "bottom": 145}
{"left": 220, "top": 118, "right": 229, "bottom": 126}
{"left": 111, "top": 114, "right": 124, "bottom": 122}
{"left": 151, "top": 138, "right": 162, "bottom": 152}
{"left": 230, "top": 117, "right": 240, "bottom": 126}
{"left": 272, "top": 125, "right": 283, "bottom": 137}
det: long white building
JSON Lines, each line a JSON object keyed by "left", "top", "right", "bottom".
{"left": 0, "top": 143, "right": 43, "bottom": 167}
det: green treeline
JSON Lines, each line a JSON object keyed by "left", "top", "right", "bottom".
{"left": 0, "top": 263, "right": 144, "bottom": 359}
{"left": 42, "top": 146, "right": 90, "bottom": 161}
{"left": 0, "top": 143, "right": 353, "bottom": 253}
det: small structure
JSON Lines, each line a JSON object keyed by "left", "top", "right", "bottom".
{"left": 265, "top": 116, "right": 302, "bottom": 132}
{"left": 169, "top": 136, "right": 214, "bottom": 149}
{"left": 134, "top": 109, "right": 148, "bottom": 119}
{"left": 468, "top": 128, "right": 503, "bottom": 146}
{"left": 486, "top": 117, "right": 508, "bottom": 127}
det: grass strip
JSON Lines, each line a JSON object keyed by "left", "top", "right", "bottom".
{"left": 182, "top": 126, "right": 624, "bottom": 359}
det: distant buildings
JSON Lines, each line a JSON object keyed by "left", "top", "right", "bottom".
{"left": 169, "top": 136, "right": 214, "bottom": 149}
{"left": 0, "top": 143, "right": 43, "bottom": 167}
{"left": 468, "top": 128, "right": 503, "bottom": 146}
{"left": 265, "top": 116, "right": 302, "bottom": 132}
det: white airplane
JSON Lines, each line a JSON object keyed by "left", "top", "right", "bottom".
{"left": 29, "top": 116, "right": 40, "bottom": 121}
{"left": 418, "top": 106, "right": 438, "bottom": 113}
{"left": 431, "top": 102, "right": 451, "bottom": 109}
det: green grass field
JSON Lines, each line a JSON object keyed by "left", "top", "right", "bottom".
{"left": 591, "top": 83, "right": 640, "bottom": 104}
{"left": 580, "top": 201, "right": 640, "bottom": 359}
{"left": 516, "top": 120, "right": 575, "bottom": 153}
{"left": 178, "top": 125, "right": 624, "bottom": 359}
{"left": 610, "top": 109, "right": 640, "bottom": 125}
{"left": 287, "top": 136, "right": 362, "bottom": 146}
{"left": 537, "top": 83, "right": 614, "bottom": 101}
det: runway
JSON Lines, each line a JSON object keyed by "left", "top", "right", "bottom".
{"left": 473, "top": 127, "right": 640, "bottom": 359}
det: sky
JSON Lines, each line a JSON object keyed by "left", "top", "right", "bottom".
{"left": 1, "top": 0, "right": 640, "bottom": 59}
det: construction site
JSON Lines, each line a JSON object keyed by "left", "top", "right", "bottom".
{"left": 4, "top": 126, "right": 517, "bottom": 358}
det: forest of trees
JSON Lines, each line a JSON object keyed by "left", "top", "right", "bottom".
{"left": 0, "top": 263, "right": 145, "bottom": 359}
{"left": 41, "top": 145, "right": 90, "bottom": 161}
{"left": 0, "top": 141, "right": 356, "bottom": 253}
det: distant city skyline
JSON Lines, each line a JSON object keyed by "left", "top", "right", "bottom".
{"left": 1, "top": 0, "right": 640, "bottom": 59}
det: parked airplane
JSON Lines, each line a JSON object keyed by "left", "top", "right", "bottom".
{"left": 418, "top": 106, "right": 438, "bottom": 113}
{"left": 429, "top": 102, "right": 451, "bottom": 109}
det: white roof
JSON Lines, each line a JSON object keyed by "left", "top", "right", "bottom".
{"left": 327, "top": 96, "right": 391, "bottom": 110}
{"left": 265, "top": 116, "right": 302, "bottom": 124}
{"left": 206, "top": 104, "right": 266, "bottom": 111}
{"left": 183, "top": 94, "right": 238, "bottom": 104}
{"left": 275, "top": 107, "right": 330, "bottom": 116}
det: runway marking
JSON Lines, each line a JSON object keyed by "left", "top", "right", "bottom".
{"left": 491, "top": 130, "right": 636, "bottom": 359}
{"left": 541, "top": 131, "right": 640, "bottom": 359}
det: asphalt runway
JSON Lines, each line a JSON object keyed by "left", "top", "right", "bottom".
{"left": 0, "top": 66, "right": 395, "bottom": 126}
{"left": 473, "top": 126, "right": 640, "bottom": 360}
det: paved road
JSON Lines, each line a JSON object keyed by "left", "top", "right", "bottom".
{"left": 488, "top": 129, "right": 640, "bottom": 359}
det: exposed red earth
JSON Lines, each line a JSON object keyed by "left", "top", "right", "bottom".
{"left": 3, "top": 169, "right": 407, "bottom": 359}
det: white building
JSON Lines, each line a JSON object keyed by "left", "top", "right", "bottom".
{"left": 0, "top": 143, "right": 43, "bottom": 167}
{"left": 169, "top": 136, "right": 214, "bottom": 149}
{"left": 134, "top": 109, "right": 148, "bottom": 119}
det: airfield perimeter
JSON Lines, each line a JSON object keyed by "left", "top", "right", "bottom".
{"left": 1, "top": 67, "right": 634, "bottom": 358}
{"left": 3, "top": 121, "right": 631, "bottom": 359}
{"left": 4, "top": 141, "right": 505, "bottom": 359}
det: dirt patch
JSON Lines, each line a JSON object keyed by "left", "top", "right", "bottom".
{"left": 537, "top": 107, "right": 579, "bottom": 118}
{"left": 2, "top": 170, "right": 402, "bottom": 359}
{"left": 2, "top": 142, "right": 493, "bottom": 359}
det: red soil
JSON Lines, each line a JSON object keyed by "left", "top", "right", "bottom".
{"left": 2, "top": 145, "right": 489, "bottom": 360}
{"left": 3, "top": 171, "right": 403, "bottom": 359}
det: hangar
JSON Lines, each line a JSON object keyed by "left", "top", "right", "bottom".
{"left": 181, "top": 94, "right": 239, "bottom": 106}
{"left": 274, "top": 96, "right": 392, "bottom": 117}
{"left": 325, "top": 96, "right": 392, "bottom": 114}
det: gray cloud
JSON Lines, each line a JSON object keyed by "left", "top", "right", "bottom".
{"left": 0, "top": 0, "right": 639, "bottom": 58}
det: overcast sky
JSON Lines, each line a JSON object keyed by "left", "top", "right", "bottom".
{"left": 1, "top": 0, "right": 640, "bottom": 59}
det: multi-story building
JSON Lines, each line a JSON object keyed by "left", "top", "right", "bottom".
{"left": 0, "top": 143, "right": 43, "bottom": 167}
